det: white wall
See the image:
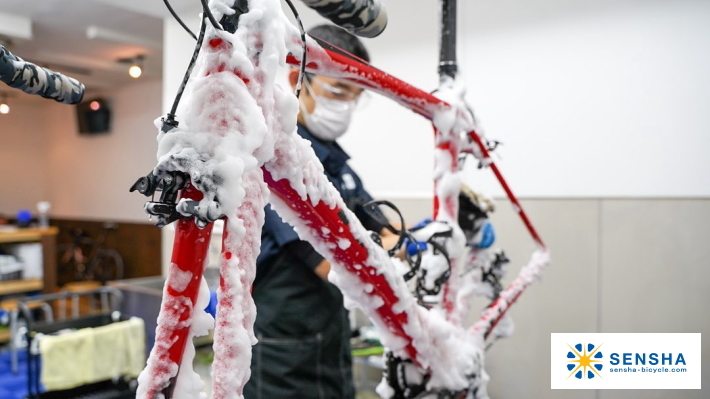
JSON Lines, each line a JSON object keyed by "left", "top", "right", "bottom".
{"left": 44, "top": 79, "right": 163, "bottom": 221}
{"left": 0, "top": 100, "right": 50, "bottom": 215}
{"left": 164, "top": 0, "right": 710, "bottom": 199}
{"left": 0, "top": 80, "right": 162, "bottom": 222}
{"left": 457, "top": 0, "right": 710, "bottom": 198}
{"left": 347, "top": 0, "right": 710, "bottom": 198}
{"left": 163, "top": 12, "right": 202, "bottom": 116}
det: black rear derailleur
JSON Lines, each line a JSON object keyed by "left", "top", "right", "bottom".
{"left": 130, "top": 171, "right": 209, "bottom": 228}
{"left": 384, "top": 352, "right": 469, "bottom": 399}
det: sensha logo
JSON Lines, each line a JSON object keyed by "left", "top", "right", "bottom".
{"left": 566, "top": 343, "right": 604, "bottom": 379}
{"left": 551, "top": 333, "right": 701, "bottom": 389}
{"left": 608, "top": 352, "right": 687, "bottom": 374}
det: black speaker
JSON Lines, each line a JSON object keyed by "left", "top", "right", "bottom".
{"left": 76, "top": 98, "right": 111, "bottom": 134}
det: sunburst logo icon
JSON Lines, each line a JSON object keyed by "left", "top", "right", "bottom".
{"left": 567, "top": 343, "right": 603, "bottom": 379}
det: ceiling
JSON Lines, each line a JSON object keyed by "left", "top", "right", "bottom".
{"left": 89, "top": 0, "right": 198, "bottom": 19}
{"left": 0, "top": 0, "right": 658, "bottom": 102}
{"left": 0, "top": 0, "right": 186, "bottom": 99}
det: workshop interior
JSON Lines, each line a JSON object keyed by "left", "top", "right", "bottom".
{"left": 0, "top": 0, "right": 707, "bottom": 398}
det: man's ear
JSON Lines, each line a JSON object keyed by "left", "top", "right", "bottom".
{"left": 288, "top": 68, "right": 299, "bottom": 90}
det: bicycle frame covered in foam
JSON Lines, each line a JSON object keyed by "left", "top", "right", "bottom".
{"left": 133, "top": 0, "right": 550, "bottom": 398}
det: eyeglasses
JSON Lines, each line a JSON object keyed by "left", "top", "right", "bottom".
{"left": 308, "top": 78, "right": 364, "bottom": 102}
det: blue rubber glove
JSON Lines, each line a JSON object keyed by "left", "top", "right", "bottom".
{"left": 474, "top": 221, "right": 496, "bottom": 249}
{"left": 205, "top": 290, "right": 218, "bottom": 318}
{"left": 411, "top": 217, "right": 432, "bottom": 230}
{"left": 402, "top": 217, "right": 432, "bottom": 256}
{"left": 406, "top": 240, "right": 428, "bottom": 256}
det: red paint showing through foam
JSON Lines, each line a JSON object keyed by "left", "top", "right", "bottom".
{"left": 142, "top": 185, "right": 213, "bottom": 398}
{"left": 263, "top": 168, "right": 420, "bottom": 365}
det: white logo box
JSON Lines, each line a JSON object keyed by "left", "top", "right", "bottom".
{"left": 551, "top": 333, "right": 701, "bottom": 389}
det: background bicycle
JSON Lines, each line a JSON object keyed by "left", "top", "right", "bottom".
{"left": 56, "top": 223, "right": 124, "bottom": 285}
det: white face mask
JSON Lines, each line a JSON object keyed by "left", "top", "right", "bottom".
{"left": 301, "top": 81, "right": 357, "bottom": 142}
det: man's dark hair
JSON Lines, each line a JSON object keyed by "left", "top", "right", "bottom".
{"left": 307, "top": 24, "right": 370, "bottom": 62}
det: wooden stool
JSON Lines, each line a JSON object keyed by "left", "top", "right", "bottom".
{"left": 61, "top": 281, "right": 102, "bottom": 293}
{"left": 61, "top": 281, "right": 109, "bottom": 317}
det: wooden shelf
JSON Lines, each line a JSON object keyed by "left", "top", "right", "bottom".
{"left": 0, "top": 227, "right": 58, "bottom": 244}
{"left": 0, "top": 227, "right": 58, "bottom": 294}
{"left": 0, "top": 278, "right": 43, "bottom": 296}
{"left": 0, "top": 328, "right": 9, "bottom": 343}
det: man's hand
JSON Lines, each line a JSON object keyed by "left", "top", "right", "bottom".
{"left": 380, "top": 227, "right": 401, "bottom": 252}
{"left": 314, "top": 259, "right": 331, "bottom": 280}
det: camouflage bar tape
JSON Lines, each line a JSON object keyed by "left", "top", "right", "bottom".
{"left": 301, "top": 0, "right": 388, "bottom": 38}
{"left": 0, "top": 45, "right": 84, "bottom": 105}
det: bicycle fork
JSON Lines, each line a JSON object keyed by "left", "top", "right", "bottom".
{"left": 137, "top": 184, "right": 213, "bottom": 398}
{"left": 136, "top": 171, "right": 267, "bottom": 399}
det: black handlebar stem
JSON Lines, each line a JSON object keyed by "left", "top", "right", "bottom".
{"left": 220, "top": 0, "right": 250, "bottom": 34}
{"left": 438, "top": 0, "right": 458, "bottom": 80}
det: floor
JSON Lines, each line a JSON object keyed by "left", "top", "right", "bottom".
{"left": 193, "top": 346, "right": 383, "bottom": 398}
{"left": 0, "top": 344, "right": 382, "bottom": 398}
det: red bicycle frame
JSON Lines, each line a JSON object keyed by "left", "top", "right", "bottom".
{"left": 139, "top": 1, "right": 548, "bottom": 397}
{"left": 287, "top": 38, "right": 547, "bottom": 334}
{"left": 3, "top": 0, "right": 550, "bottom": 396}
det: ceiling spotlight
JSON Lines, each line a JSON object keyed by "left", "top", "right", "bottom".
{"left": 129, "top": 63, "right": 142, "bottom": 79}
{"left": 118, "top": 55, "right": 145, "bottom": 79}
{"left": 0, "top": 93, "right": 9, "bottom": 115}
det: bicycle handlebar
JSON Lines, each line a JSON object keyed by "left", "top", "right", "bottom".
{"left": 301, "top": 0, "right": 388, "bottom": 38}
{"left": 0, "top": 45, "right": 85, "bottom": 104}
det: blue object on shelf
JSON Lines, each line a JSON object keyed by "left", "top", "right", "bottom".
{"left": 16, "top": 209, "right": 33, "bottom": 227}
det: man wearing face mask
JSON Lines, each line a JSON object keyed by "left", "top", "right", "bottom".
{"left": 244, "top": 25, "right": 396, "bottom": 398}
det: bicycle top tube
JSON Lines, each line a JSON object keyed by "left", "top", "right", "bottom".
{"left": 287, "top": 37, "right": 448, "bottom": 120}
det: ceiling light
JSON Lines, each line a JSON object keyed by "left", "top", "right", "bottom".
{"left": 0, "top": 93, "right": 9, "bottom": 115}
{"left": 128, "top": 64, "right": 142, "bottom": 79}
{"left": 118, "top": 55, "right": 145, "bottom": 79}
